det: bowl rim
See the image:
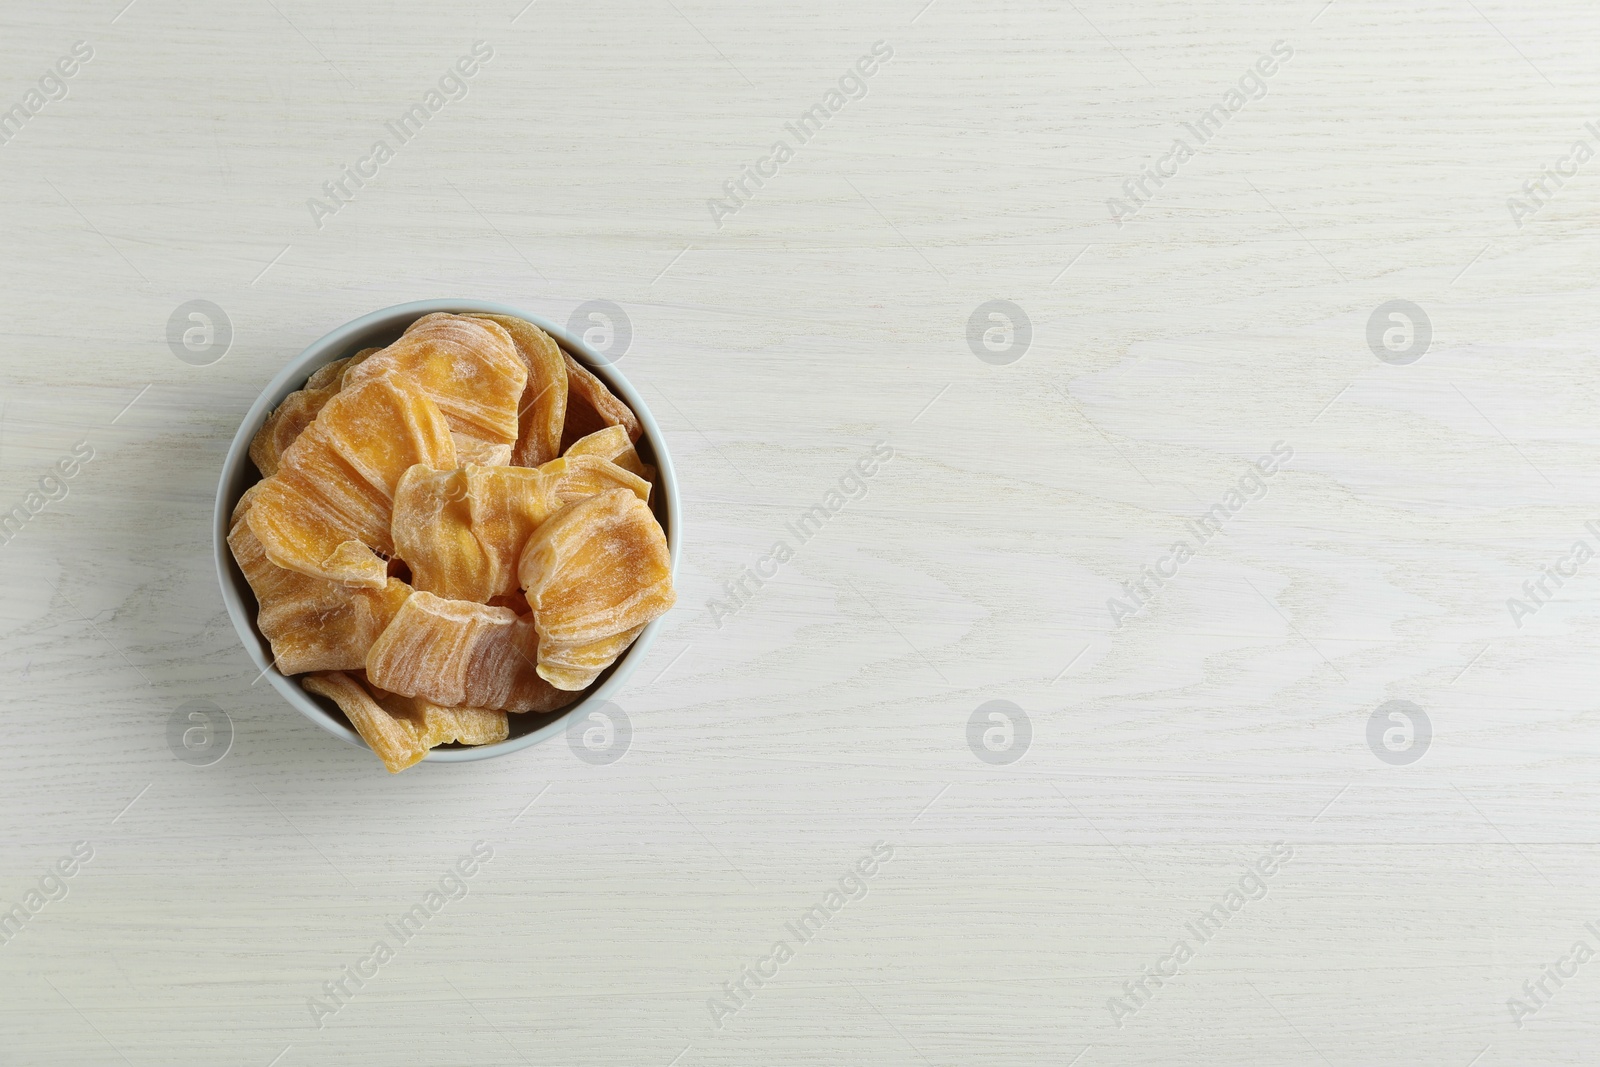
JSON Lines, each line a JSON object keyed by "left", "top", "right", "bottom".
{"left": 212, "top": 298, "right": 680, "bottom": 764}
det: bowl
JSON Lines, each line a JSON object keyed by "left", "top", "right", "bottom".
{"left": 213, "top": 299, "right": 680, "bottom": 763}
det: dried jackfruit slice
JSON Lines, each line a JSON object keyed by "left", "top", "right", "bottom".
{"left": 559, "top": 353, "right": 640, "bottom": 453}
{"left": 446, "top": 708, "right": 507, "bottom": 745}
{"left": 365, "top": 590, "right": 578, "bottom": 714}
{"left": 517, "top": 488, "right": 674, "bottom": 689}
{"left": 249, "top": 348, "right": 383, "bottom": 477}
{"left": 391, "top": 457, "right": 648, "bottom": 602}
{"left": 305, "top": 347, "right": 379, "bottom": 392}
{"left": 230, "top": 480, "right": 266, "bottom": 531}
{"left": 345, "top": 313, "right": 526, "bottom": 467}
{"left": 367, "top": 687, "right": 509, "bottom": 747}
{"left": 251, "top": 385, "right": 333, "bottom": 479}
{"left": 517, "top": 488, "right": 673, "bottom": 645}
{"left": 302, "top": 673, "right": 507, "bottom": 769}
{"left": 416, "top": 703, "right": 508, "bottom": 747}
{"left": 465, "top": 314, "right": 568, "bottom": 468}
{"left": 536, "top": 624, "right": 646, "bottom": 691}
{"left": 542, "top": 454, "right": 651, "bottom": 507}
{"left": 456, "top": 438, "right": 513, "bottom": 467}
{"left": 565, "top": 424, "right": 652, "bottom": 481}
{"left": 303, "top": 671, "right": 427, "bottom": 773}
{"left": 390, "top": 465, "right": 497, "bottom": 602}
{"left": 246, "top": 377, "right": 456, "bottom": 587}
{"left": 301, "top": 356, "right": 349, "bottom": 394}
{"left": 228, "top": 516, "right": 412, "bottom": 675}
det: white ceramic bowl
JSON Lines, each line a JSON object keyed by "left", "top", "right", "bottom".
{"left": 213, "top": 299, "right": 679, "bottom": 763}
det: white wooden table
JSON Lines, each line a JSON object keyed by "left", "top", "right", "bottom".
{"left": 4, "top": 0, "right": 1599, "bottom": 1063}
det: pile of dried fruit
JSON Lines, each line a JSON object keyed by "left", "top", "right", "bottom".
{"left": 228, "top": 312, "right": 675, "bottom": 772}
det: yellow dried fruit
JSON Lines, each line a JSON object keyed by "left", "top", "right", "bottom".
{"left": 536, "top": 624, "right": 646, "bottom": 691}
{"left": 229, "top": 513, "right": 411, "bottom": 675}
{"left": 230, "top": 480, "right": 266, "bottom": 531}
{"left": 302, "top": 671, "right": 509, "bottom": 773}
{"left": 559, "top": 352, "right": 640, "bottom": 452}
{"left": 542, "top": 454, "right": 651, "bottom": 507}
{"left": 250, "top": 387, "right": 332, "bottom": 479}
{"left": 517, "top": 488, "right": 674, "bottom": 689}
{"left": 250, "top": 348, "right": 383, "bottom": 477}
{"left": 390, "top": 466, "right": 486, "bottom": 601}
{"left": 345, "top": 313, "right": 526, "bottom": 466}
{"left": 367, "top": 687, "right": 510, "bottom": 747}
{"left": 246, "top": 377, "right": 456, "bottom": 587}
{"left": 465, "top": 314, "right": 568, "bottom": 467}
{"left": 300, "top": 356, "right": 350, "bottom": 395}
{"left": 365, "top": 590, "right": 579, "bottom": 714}
{"left": 302, "top": 671, "right": 428, "bottom": 773}
{"left": 565, "top": 424, "right": 652, "bottom": 482}
{"left": 391, "top": 456, "right": 648, "bottom": 602}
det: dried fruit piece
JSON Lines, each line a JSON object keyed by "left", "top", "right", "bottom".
{"left": 251, "top": 386, "right": 332, "bottom": 479}
{"left": 367, "top": 688, "right": 509, "bottom": 747}
{"left": 517, "top": 488, "right": 674, "bottom": 689}
{"left": 246, "top": 377, "right": 456, "bottom": 587}
{"left": 465, "top": 314, "right": 568, "bottom": 467}
{"left": 392, "top": 457, "right": 648, "bottom": 602}
{"left": 457, "top": 710, "right": 510, "bottom": 744}
{"left": 305, "top": 346, "right": 380, "bottom": 392}
{"left": 565, "top": 424, "right": 652, "bottom": 481}
{"left": 230, "top": 480, "right": 266, "bottom": 530}
{"left": 228, "top": 511, "right": 411, "bottom": 675}
{"left": 536, "top": 624, "right": 646, "bottom": 691}
{"left": 543, "top": 454, "right": 651, "bottom": 507}
{"left": 559, "top": 353, "right": 640, "bottom": 452}
{"left": 249, "top": 348, "right": 383, "bottom": 477}
{"left": 457, "top": 438, "right": 513, "bottom": 466}
{"left": 301, "top": 356, "right": 349, "bottom": 396}
{"left": 517, "top": 488, "right": 673, "bottom": 643}
{"left": 345, "top": 313, "right": 526, "bottom": 467}
{"left": 302, "top": 671, "right": 508, "bottom": 770}
{"left": 418, "top": 703, "right": 508, "bottom": 747}
{"left": 303, "top": 671, "right": 428, "bottom": 773}
{"left": 390, "top": 466, "right": 487, "bottom": 601}
{"left": 366, "top": 590, "right": 578, "bottom": 713}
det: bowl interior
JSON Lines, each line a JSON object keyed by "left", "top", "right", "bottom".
{"left": 213, "top": 299, "right": 679, "bottom": 763}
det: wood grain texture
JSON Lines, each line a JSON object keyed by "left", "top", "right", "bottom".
{"left": 2, "top": 0, "right": 1599, "bottom": 1063}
